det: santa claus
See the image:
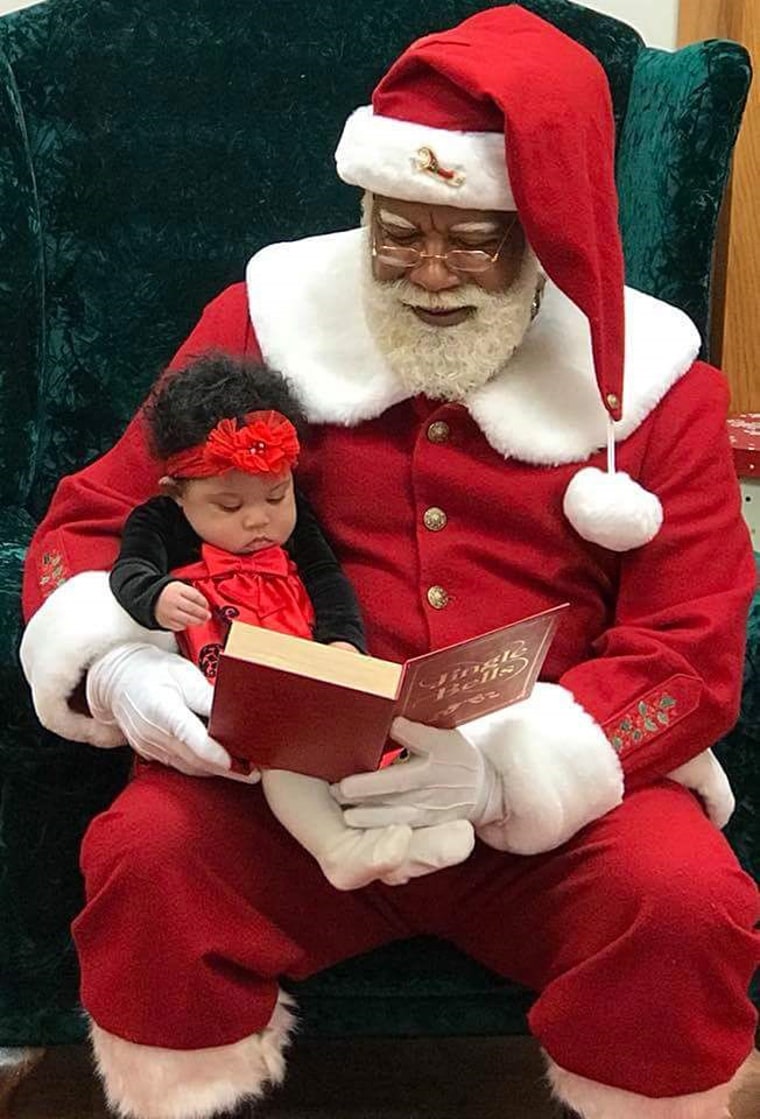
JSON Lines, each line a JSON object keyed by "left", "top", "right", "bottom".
{"left": 19, "top": 7, "right": 759, "bottom": 1119}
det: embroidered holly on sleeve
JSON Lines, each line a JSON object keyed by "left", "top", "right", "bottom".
{"left": 39, "top": 549, "right": 69, "bottom": 598}
{"left": 604, "top": 676, "right": 702, "bottom": 755}
{"left": 609, "top": 694, "right": 676, "bottom": 753}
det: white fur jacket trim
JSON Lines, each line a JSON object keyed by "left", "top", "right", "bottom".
{"left": 246, "top": 228, "right": 701, "bottom": 464}
{"left": 90, "top": 992, "right": 296, "bottom": 1119}
{"left": 19, "top": 570, "right": 176, "bottom": 747}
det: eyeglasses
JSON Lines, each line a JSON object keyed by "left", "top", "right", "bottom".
{"left": 372, "top": 219, "right": 517, "bottom": 275}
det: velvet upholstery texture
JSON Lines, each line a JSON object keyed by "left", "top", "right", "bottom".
{"left": 618, "top": 42, "right": 752, "bottom": 357}
{"left": 0, "top": 0, "right": 755, "bottom": 1046}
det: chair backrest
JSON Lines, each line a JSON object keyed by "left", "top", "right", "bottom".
{"left": 0, "top": 0, "right": 750, "bottom": 518}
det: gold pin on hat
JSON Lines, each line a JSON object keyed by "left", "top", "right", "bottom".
{"left": 414, "top": 146, "right": 465, "bottom": 187}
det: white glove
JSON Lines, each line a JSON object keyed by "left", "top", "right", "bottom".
{"left": 86, "top": 643, "right": 260, "bottom": 782}
{"left": 667, "top": 749, "right": 735, "bottom": 828}
{"left": 331, "top": 717, "right": 504, "bottom": 829}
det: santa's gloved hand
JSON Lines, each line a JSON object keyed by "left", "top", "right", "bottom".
{"left": 334, "top": 685, "right": 624, "bottom": 855}
{"left": 331, "top": 717, "right": 504, "bottom": 828}
{"left": 667, "top": 748, "right": 735, "bottom": 829}
{"left": 87, "top": 643, "right": 260, "bottom": 782}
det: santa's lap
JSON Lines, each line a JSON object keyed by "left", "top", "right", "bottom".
{"left": 73, "top": 762, "right": 758, "bottom": 1097}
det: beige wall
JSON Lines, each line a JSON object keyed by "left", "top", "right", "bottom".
{"left": 0, "top": 1, "right": 680, "bottom": 47}
{"left": 0, "top": 0, "right": 44, "bottom": 13}
{"left": 580, "top": 0, "right": 679, "bottom": 48}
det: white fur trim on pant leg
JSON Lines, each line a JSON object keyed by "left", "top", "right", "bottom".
{"left": 466, "top": 683, "right": 623, "bottom": 855}
{"left": 545, "top": 1056, "right": 733, "bottom": 1119}
{"left": 20, "top": 570, "right": 176, "bottom": 746}
{"left": 89, "top": 992, "right": 297, "bottom": 1119}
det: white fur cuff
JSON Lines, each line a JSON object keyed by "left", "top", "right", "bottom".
{"left": 465, "top": 682, "right": 624, "bottom": 854}
{"left": 546, "top": 1054, "right": 736, "bottom": 1118}
{"left": 20, "top": 570, "right": 176, "bottom": 746}
{"left": 90, "top": 992, "right": 296, "bottom": 1119}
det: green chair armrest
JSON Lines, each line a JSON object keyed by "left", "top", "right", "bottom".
{"left": 0, "top": 39, "right": 42, "bottom": 504}
{"left": 0, "top": 506, "right": 35, "bottom": 671}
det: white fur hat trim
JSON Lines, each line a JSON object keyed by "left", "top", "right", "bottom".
{"left": 563, "top": 467, "right": 663, "bottom": 552}
{"left": 335, "top": 106, "right": 515, "bottom": 210}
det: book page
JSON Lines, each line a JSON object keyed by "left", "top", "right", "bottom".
{"left": 396, "top": 604, "right": 567, "bottom": 729}
{"left": 224, "top": 621, "right": 403, "bottom": 699}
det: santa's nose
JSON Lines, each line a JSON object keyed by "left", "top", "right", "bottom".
{"left": 409, "top": 258, "right": 461, "bottom": 293}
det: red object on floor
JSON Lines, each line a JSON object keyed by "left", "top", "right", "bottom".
{"left": 728, "top": 414, "right": 760, "bottom": 478}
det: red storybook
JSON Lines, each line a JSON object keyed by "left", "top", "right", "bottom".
{"left": 209, "top": 603, "right": 567, "bottom": 782}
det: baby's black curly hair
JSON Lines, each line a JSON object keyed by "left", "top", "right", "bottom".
{"left": 144, "top": 351, "right": 308, "bottom": 460}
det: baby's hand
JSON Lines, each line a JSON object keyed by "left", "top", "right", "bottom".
{"left": 329, "top": 641, "right": 361, "bottom": 654}
{"left": 155, "top": 582, "right": 211, "bottom": 631}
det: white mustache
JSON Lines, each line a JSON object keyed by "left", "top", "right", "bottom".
{"left": 388, "top": 278, "right": 496, "bottom": 312}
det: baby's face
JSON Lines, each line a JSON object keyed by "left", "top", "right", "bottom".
{"left": 176, "top": 469, "right": 297, "bottom": 554}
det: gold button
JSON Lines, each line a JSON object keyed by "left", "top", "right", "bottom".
{"left": 427, "top": 585, "right": 450, "bottom": 609}
{"left": 606, "top": 392, "right": 619, "bottom": 409}
{"left": 423, "top": 506, "right": 448, "bottom": 532}
{"left": 427, "top": 420, "right": 450, "bottom": 444}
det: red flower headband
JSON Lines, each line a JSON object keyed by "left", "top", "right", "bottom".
{"left": 165, "top": 410, "right": 300, "bottom": 478}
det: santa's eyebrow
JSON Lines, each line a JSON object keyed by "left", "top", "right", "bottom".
{"left": 449, "top": 220, "right": 502, "bottom": 235}
{"left": 377, "top": 209, "right": 417, "bottom": 230}
{"left": 376, "top": 210, "right": 503, "bottom": 237}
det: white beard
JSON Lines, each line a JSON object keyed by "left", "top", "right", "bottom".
{"left": 361, "top": 247, "right": 541, "bottom": 401}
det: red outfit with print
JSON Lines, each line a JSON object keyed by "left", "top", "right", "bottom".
{"left": 172, "top": 542, "right": 314, "bottom": 681}
{"left": 24, "top": 281, "right": 760, "bottom": 1099}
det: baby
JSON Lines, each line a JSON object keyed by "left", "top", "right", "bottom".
{"left": 110, "top": 352, "right": 474, "bottom": 889}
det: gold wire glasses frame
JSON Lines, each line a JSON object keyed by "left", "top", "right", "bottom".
{"left": 372, "top": 218, "right": 517, "bottom": 274}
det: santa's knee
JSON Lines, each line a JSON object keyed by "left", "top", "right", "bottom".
{"left": 605, "top": 832, "right": 759, "bottom": 965}
{"left": 530, "top": 835, "right": 758, "bottom": 1100}
{"left": 78, "top": 769, "right": 245, "bottom": 908}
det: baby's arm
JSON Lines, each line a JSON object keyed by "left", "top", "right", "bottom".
{"left": 111, "top": 497, "right": 208, "bottom": 630}
{"left": 287, "top": 489, "right": 367, "bottom": 653}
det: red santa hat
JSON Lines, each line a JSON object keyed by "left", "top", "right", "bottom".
{"left": 335, "top": 5, "right": 662, "bottom": 552}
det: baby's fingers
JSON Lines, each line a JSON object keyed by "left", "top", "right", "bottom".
{"left": 177, "top": 586, "right": 211, "bottom": 622}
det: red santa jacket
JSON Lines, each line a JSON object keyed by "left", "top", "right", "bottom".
{"left": 20, "top": 230, "right": 755, "bottom": 834}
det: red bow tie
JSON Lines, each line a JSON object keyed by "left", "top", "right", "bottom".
{"left": 198, "top": 542, "right": 292, "bottom": 580}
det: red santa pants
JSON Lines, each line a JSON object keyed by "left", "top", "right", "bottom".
{"left": 73, "top": 764, "right": 759, "bottom": 1099}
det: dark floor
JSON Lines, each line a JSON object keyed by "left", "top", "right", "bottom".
{"left": 10, "top": 1037, "right": 561, "bottom": 1118}
{"left": 9, "top": 1040, "right": 760, "bottom": 1118}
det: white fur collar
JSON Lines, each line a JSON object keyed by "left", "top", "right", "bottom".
{"left": 246, "top": 228, "right": 700, "bottom": 464}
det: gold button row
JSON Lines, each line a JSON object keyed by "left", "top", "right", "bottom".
{"left": 425, "top": 423, "right": 451, "bottom": 607}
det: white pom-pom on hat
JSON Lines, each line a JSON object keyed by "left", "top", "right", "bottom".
{"left": 563, "top": 466, "right": 663, "bottom": 552}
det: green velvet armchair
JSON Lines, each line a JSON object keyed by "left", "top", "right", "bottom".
{"left": 0, "top": 0, "right": 757, "bottom": 1059}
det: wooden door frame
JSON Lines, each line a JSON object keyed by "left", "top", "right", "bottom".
{"left": 678, "top": 0, "right": 759, "bottom": 413}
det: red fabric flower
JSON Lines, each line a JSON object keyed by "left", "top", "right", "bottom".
{"left": 166, "top": 410, "right": 300, "bottom": 478}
